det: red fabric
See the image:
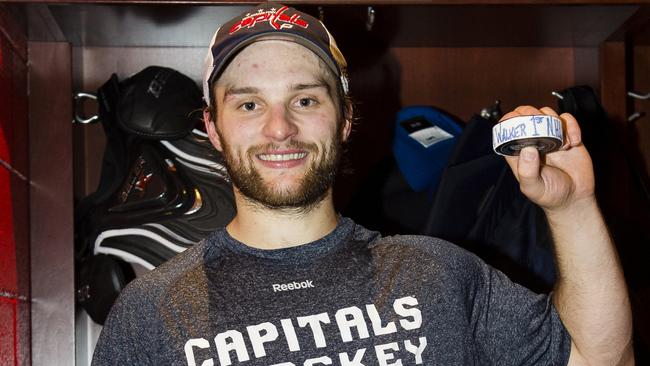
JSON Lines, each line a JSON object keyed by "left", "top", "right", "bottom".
{"left": 0, "top": 42, "right": 9, "bottom": 164}
{"left": 0, "top": 37, "right": 18, "bottom": 366}
{"left": 0, "top": 38, "right": 17, "bottom": 293}
{"left": 0, "top": 298, "right": 17, "bottom": 366}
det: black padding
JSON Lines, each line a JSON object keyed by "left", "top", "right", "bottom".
{"left": 75, "top": 66, "right": 234, "bottom": 323}
{"left": 117, "top": 66, "right": 203, "bottom": 140}
{"left": 76, "top": 254, "right": 135, "bottom": 325}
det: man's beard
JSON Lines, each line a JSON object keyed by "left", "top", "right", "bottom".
{"left": 218, "top": 133, "right": 342, "bottom": 213}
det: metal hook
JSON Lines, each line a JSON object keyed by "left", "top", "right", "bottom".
{"left": 551, "top": 91, "right": 564, "bottom": 100}
{"left": 480, "top": 99, "right": 503, "bottom": 122}
{"left": 628, "top": 111, "right": 645, "bottom": 122}
{"left": 627, "top": 91, "right": 650, "bottom": 100}
{"left": 73, "top": 92, "right": 99, "bottom": 124}
{"left": 366, "top": 6, "right": 375, "bottom": 32}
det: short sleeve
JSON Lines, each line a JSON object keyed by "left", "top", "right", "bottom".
{"left": 469, "top": 260, "right": 571, "bottom": 365}
{"left": 91, "top": 280, "right": 156, "bottom": 365}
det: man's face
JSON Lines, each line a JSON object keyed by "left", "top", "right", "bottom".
{"left": 205, "top": 40, "right": 350, "bottom": 211}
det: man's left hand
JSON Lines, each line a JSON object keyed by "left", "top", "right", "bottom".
{"left": 501, "top": 105, "right": 595, "bottom": 213}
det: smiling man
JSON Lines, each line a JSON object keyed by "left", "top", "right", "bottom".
{"left": 210, "top": 38, "right": 347, "bottom": 211}
{"left": 204, "top": 38, "right": 349, "bottom": 248}
{"left": 92, "top": 3, "right": 633, "bottom": 366}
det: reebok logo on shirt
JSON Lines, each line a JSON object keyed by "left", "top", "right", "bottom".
{"left": 272, "top": 280, "right": 314, "bottom": 292}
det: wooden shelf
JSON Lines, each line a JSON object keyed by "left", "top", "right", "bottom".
{"left": 42, "top": 3, "right": 639, "bottom": 48}
{"left": 9, "top": 0, "right": 650, "bottom": 5}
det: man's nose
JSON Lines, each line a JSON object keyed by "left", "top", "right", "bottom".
{"left": 262, "top": 105, "right": 298, "bottom": 142}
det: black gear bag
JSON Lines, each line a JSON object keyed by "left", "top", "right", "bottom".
{"left": 75, "top": 66, "right": 235, "bottom": 324}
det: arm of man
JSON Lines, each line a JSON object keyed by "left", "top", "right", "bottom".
{"left": 91, "top": 282, "right": 155, "bottom": 365}
{"left": 501, "top": 106, "right": 634, "bottom": 365}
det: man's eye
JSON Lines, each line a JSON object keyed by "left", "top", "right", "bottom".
{"left": 297, "top": 98, "right": 317, "bottom": 107}
{"left": 240, "top": 102, "right": 257, "bottom": 111}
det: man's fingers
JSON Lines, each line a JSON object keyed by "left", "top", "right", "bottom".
{"left": 498, "top": 106, "right": 582, "bottom": 206}
{"left": 539, "top": 106, "right": 560, "bottom": 117}
{"left": 500, "top": 105, "right": 554, "bottom": 122}
{"left": 517, "top": 147, "right": 546, "bottom": 201}
{"left": 504, "top": 147, "right": 546, "bottom": 203}
{"left": 538, "top": 107, "right": 567, "bottom": 149}
{"left": 500, "top": 111, "right": 520, "bottom": 122}
{"left": 499, "top": 106, "right": 580, "bottom": 160}
{"left": 514, "top": 105, "right": 541, "bottom": 115}
{"left": 500, "top": 106, "right": 540, "bottom": 122}
{"left": 561, "top": 112, "right": 582, "bottom": 148}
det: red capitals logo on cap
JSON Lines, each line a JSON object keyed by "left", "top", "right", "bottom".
{"left": 229, "top": 6, "right": 309, "bottom": 34}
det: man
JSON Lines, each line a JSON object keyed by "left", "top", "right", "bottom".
{"left": 92, "top": 3, "right": 633, "bottom": 365}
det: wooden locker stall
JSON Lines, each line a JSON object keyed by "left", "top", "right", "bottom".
{"left": 1, "top": 1, "right": 650, "bottom": 365}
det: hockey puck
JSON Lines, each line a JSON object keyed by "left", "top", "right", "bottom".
{"left": 492, "top": 115, "right": 563, "bottom": 156}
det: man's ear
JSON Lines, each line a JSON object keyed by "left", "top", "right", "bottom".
{"left": 203, "top": 108, "right": 223, "bottom": 152}
{"left": 341, "top": 103, "right": 353, "bottom": 142}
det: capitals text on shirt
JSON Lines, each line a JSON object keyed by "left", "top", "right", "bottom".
{"left": 184, "top": 296, "right": 426, "bottom": 366}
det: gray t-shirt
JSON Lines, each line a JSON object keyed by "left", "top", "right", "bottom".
{"left": 92, "top": 217, "right": 571, "bottom": 365}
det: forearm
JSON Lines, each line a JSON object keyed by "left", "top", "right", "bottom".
{"left": 547, "top": 196, "right": 633, "bottom": 365}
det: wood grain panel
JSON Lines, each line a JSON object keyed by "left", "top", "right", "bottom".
{"left": 394, "top": 47, "right": 575, "bottom": 121}
{"left": 599, "top": 40, "right": 633, "bottom": 215}
{"left": 8, "top": 178, "right": 30, "bottom": 366}
{"left": 49, "top": 4, "right": 636, "bottom": 48}
{"left": 0, "top": 4, "right": 26, "bottom": 61}
{"left": 28, "top": 41, "right": 74, "bottom": 366}
{"left": 632, "top": 45, "right": 650, "bottom": 189}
